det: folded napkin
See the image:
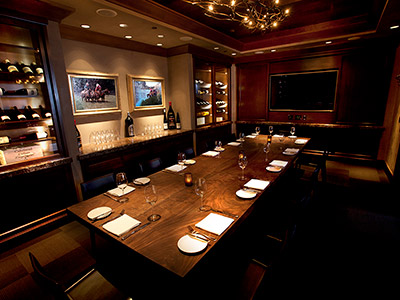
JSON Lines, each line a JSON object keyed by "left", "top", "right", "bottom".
{"left": 196, "top": 213, "right": 234, "bottom": 235}
{"left": 246, "top": 135, "right": 256, "bottom": 138}
{"left": 273, "top": 134, "right": 284, "bottom": 137}
{"left": 244, "top": 179, "right": 270, "bottom": 191}
{"left": 284, "top": 148, "right": 299, "bottom": 153}
{"left": 269, "top": 160, "right": 288, "bottom": 168}
{"left": 227, "top": 142, "right": 241, "bottom": 146}
{"left": 202, "top": 151, "right": 220, "bottom": 157}
{"left": 295, "top": 139, "right": 308, "bottom": 145}
{"left": 102, "top": 214, "right": 141, "bottom": 236}
{"left": 165, "top": 164, "right": 187, "bottom": 172}
{"left": 108, "top": 185, "right": 135, "bottom": 197}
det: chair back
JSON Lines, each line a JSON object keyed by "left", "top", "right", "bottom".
{"left": 143, "top": 157, "right": 163, "bottom": 175}
{"left": 183, "top": 147, "right": 195, "bottom": 159}
{"left": 29, "top": 252, "right": 68, "bottom": 299}
{"left": 81, "top": 173, "right": 115, "bottom": 200}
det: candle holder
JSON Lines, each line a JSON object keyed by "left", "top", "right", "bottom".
{"left": 184, "top": 172, "right": 193, "bottom": 186}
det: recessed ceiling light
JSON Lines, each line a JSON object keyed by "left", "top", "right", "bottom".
{"left": 255, "top": 51, "right": 264, "bottom": 54}
{"left": 124, "top": 35, "right": 132, "bottom": 39}
{"left": 96, "top": 8, "right": 117, "bottom": 17}
{"left": 180, "top": 36, "right": 193, "bottom": 41}
{"left": 80, "top": 24, "right": 90, "bottom": 29}
{"left": 158, "top": 34, "right": 164, "bottom": 38}
{"left": 271, "top": 49, "right": 276, "bottom": 52}
{"left": 231, "top": 52, "right": 237, "bottom": 56}
{"left": 157, "top": 43, "right": 163, "bottom": 47}
{"left": 390, "top": 25, "right": 399, "bottom": 30}
{"left": 119, "top": 23, "right": 128, "bottom": 28}
{"left": 213, "top": 46, "right": 220, "bottom": 50}
{"left": 325, "top": 41, "right": 332, "bottom": 44}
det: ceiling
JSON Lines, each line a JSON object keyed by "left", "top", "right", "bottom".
{"left": 40, "top": 0, "right": 400, "bottom": 57}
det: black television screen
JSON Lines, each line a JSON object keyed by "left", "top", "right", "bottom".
{"left": 269, "top": 70, "right": 338, "bottom": 111}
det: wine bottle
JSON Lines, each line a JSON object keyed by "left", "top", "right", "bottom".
{"left": 0, "top": 108, "right": 11, "bottom": 122}
{"left": 30, "top": 62, "right": 44, "bottom": 75}
{"left": 17, "top": 61, "right": 34, "bottom": 75}
{"left": 75, "top": 120, "right": 82, "bottom": 153}
{"left": 0, "top": 88, "right": 4, "bottom": 96}
{"left": 2, "top": 59, "right": 18, "bottom": 73}
{"left": 176, "top": 112, "right": 181, "bottom": 130}
{"left": 25, "top": 106, "right": 40, "bottom": 120}
{"left": 11, "top": 106, "right": 26, "bottom": 121}
{"left": 167, "top": 101, "right": 176, "bottom": 129}
{"left": 125, "top": 112, "right": 134, "bottom": 137}
{"left": 39, "top": 105, "right": 52, "bottom": 118}
{"left": 163, "top": 108, "right": 168, "bottom": 130}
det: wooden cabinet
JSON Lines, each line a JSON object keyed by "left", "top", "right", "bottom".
{"left": 0, "top": 17, "right": 64, "bottom": 169}
{"left": 194, "top": 59, "right": 230, "bottom": 127}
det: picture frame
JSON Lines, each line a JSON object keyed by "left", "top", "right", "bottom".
{"left": 68, "top": 72, "right": 120, "bottom": 115}
{"left": 127, "top": 75, "right": 165, "bottom": 110}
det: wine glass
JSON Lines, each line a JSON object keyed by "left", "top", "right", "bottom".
{"left": 255, "top": 127, "right": 260, "bottom": 135}
{"left": 290, "top": 126, "right": 296, "bottom": 137}
{"left": 177, "top": 152, "right": 186, "bottom": 169}
{"left": 263, "top": 143, "right": 270, "bottom": 162}
{"left": 115, "top": 172, "right": 128, "bottom": 196}
{"left": 144, "top": 185, "right": 161, "bottom": 222}
{"left": 269, "top": 125, "right": 274, "bottom": 135}
{"left": 238, "top": 155, "right": 248, "bottom": 180}
{"left": 279, "top": 134, "right": 285, "bottom": 150}
{"left": 195, "top": 178, "right": 209, "bottom": 211}
{"left": 239, "top": 132, "right": 245, "bottom": 142}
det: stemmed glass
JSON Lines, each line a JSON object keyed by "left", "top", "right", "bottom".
{"left": 255, "top": 127, "right": 260, "bottom": 135}
{"left": 239, "top": 132, "right": 245, "bottom": 142}
{"left": 263, "top": 143, "right": 270, "bottom": 162}
{"left": 238, "top": 155, "right": 248, "bottom": 180}
{"left": 269, "top": 126, "right": 274, "bottom": 135}
{"left": 144, "top": 185, "right": 161, "bottom": 222}
{"left": 177, "top": 152, "right": 186, "bottom": 169}
{"left": 290, "top": 126, "right": 296, "bottom": 137}
{"left": 195, "top": 178, "right": 209, "bottom": 211}
{"left": 115, "top": 172, "right": 128, "bottom": 196}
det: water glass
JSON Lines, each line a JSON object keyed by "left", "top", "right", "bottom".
{"left": 255, "top": 127, "right": 260, "bottom": 135}
{"left": 116, "top": 172, "right": 128, "bottom": 195}
{"left": 195, "top": 178, "right": 209, "bottom": 211}
{"left": 144, "top": 185, "right": 161, "bottom": 221}
{"left": 238, "top": 155, "right": 248, "bottom": 180}
{"left": 290, "top": 126, "right": 296, "bottom": 136}
{"left": 269, "top": 125, "right": 273, "bottom": 135}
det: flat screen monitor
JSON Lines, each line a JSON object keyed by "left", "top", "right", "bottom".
{"left": 269, "top": 70, "right": 338, "bottom": 111}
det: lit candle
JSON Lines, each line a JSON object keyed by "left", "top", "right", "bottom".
{"left": 184, "top": 173, "right": 193, "bottom": 186}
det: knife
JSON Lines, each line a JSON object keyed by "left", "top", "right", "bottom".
{"left": 121, "top": 222, "right": 151, "bottom": 241}
{"left": 91, "top": 210, "right": 114, "bottom": 223}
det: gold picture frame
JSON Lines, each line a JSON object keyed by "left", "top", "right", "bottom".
{"left": 127, "top": 75, "right": 165, "bottom": 110}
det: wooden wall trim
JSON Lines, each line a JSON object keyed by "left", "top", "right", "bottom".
{"left": 59, "top": 24, "right": 168, "bottom": 57}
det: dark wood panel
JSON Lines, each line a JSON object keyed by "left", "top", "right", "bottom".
{"left": 269, "top": 55, "right": 342, "bottom": 74}
{"left": 195, "top": 123, "right": 232, "bottom": 154}
{"left": 237, "top": 63, "right": 268, "bottom": 121}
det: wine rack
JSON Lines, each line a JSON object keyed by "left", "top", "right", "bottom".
{"left": 194, "top": 59, "right": 230, "bottom": 127}
{"left": 0, "top": 20, "right": 59, "bottom": 166}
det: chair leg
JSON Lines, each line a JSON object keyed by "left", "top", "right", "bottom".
{"left": 238, "top": 260, "right": 267, "bottom": 300}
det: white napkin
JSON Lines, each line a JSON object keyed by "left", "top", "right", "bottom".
{"left": 202, "top": 151, "right": 220, "bottom": 157}
{"left": 273, "top": 134, "right": 284, "bottom": 137}
{"left": 244, "top": 179, "right": 270, "bottom": 190}
{"left": 246, "top": 135, "right": 256, "bottom": 138}
{"left": 165, "top": 164, "right": 187, "bottom": 172}
{"left": 284, "top": 148, "right": 299, "bottom": 153}
{"left": 270, "top": 160, "right": 288, "bottom": 167}
{"left": 227, "top": 142, "right": 241, "bottom": 146}
{"left": 195, "top": 213, "right": 234, "bottom": 235}
{"left": 108, "top": 185, "right": 135, "bottom": 197}
{"left": 295, "top": 139, "right": 308, "bottom": 144}
{"left": 102, "top": 214, "right": 141, "bottom": 236}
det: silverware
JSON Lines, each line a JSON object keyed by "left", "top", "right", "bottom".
{"left": 187, "top": 225, "right": 217, "bottom": 241}
{"left": 121, "top": 222, "right": 151, "bottom": 241}
{"left": 188, "top": 233, "right": 209, "bottom": 243}
{"left": 210, "top": 208, "right": 239, "bottom": 219}
{"left": 91, "top": 210, "right": 114, "bottom": 223}
{"left": 103, "top": 192, "right": 129, "bottom": 203}
{"left": 101, "top": 209, "right": 125, "bottom": 226}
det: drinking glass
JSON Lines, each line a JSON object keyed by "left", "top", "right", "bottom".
{"left": 239, "top": 132, "right": 245, "bottom": 142}
{"left": 255, "top": 127, "right": 260, "bottom": 135}
{"left": 115, "top": 172, "right": 128, "bottom": 195}
{"left": 269, "top": 125, "right": 274, "bottom": 135}
{"left": 195, "top": 178, "right": 209, "bottom": 211}
{"left": 238, "top": 155, "right": 248, "bottom": 180}
{"left": 263, "top": 143, "right": 270, "bottom": 162}
{"left": 177, "top": 152, "right": 186, "bottom": 169}
{"left": 144, "top": 185, "right": 161, "bottom": 222}
{"left": 290, "top": 126, "right": 296, "bottom": 136}
{"left": 279, "top": 134, "right": 285, "bottom": 150}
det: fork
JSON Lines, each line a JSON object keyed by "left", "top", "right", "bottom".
{"left": 187, "top": 225, "right": 217, "bottom": 241}
{"left": 101, "top": 209, "right": 125, "bottom": 226}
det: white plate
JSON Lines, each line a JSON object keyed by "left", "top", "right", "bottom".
{"left": 288, "top": 135, "right": 297, "bottom": 139}
{"left": 133, "top": 177, "right": 151, "bottom": 185}
{"left": 177, "top": 235, "right": 208, "bottom": 254}
{"left": 283, "top": 151, "right": 296, "bottom": 156}
{"left": 87, "top": 206, "right": 112, "bottom": 220}
{"left": 266, "top": 166, "right": 282, "bottom": 172}
{"left": 235, "top": 189, "right": 257, "bottom": 199}
{"left": 184, "top": 159, "right": 196, "bottom": 165}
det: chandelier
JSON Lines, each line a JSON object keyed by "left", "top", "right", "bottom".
{"left": 183, "top": 0, "right": 290, "bottom": 32}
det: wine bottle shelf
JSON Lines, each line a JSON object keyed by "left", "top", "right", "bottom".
{"left": 0, "top": 71, "right": 44, "bottom": 83}
{"left": 0, "top": 119, "right": 52, "bottom": 129}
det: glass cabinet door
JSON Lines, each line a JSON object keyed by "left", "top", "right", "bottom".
{"left": 194, "top": 61, "right": 213, "bottom": 126}
{"left": 215, "top": 65, "right": 229, "bottom": 123}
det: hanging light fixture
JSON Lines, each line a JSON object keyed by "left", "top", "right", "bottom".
{"left": 183, "top": 0, "right": 290, "bottom": 32}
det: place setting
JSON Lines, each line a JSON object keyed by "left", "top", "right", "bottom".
{"left": 266, "top": 159, "right": 288, "bottom": 173}
{"left": 104, "top": 172, "right": 134, "bottom": 203}
{"left": 283, "top": 147, "right": 300, "bottom": 156}
{"left": 236, "top": 178, "right": 270, "bottom": 199}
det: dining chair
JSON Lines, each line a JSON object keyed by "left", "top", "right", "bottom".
{"left": 80, "top": 173, "right": 116, "bottom": 200}
{"left": 143, "top": 157, "right": 163, "bottom": 175}
{"left": 29, "top": 252, "right": 130, "bottom": 300}
{"left": 296, "top": 149, "right": 329, "bottom": 183}
{"left": 183, "top": 147, "right": 195, "bottom": 159}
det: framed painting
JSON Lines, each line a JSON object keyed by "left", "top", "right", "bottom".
{"left": 128, "top": 75, "right": 165, "bottom": 110}
{"left": 68, "top": 72, "right": 120, "bottom": 115}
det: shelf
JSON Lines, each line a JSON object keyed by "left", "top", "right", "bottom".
{"left": 0, "top": 72, "right": 44, "bottom": 83}
{"left": 0, "top": 119, "right": 52, "bottom": 129}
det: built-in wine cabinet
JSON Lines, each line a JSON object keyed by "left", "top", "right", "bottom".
{"left": 194, "top": 59, "right": 230, "bottom": 127}
{"left": 0, "top": 19, "right": 62, "bottom": 168}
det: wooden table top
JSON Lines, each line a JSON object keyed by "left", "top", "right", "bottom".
{"left": 67, "top": 135, "right": 309, "bottom": 277}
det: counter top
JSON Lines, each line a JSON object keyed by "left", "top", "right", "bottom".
{"left": 78, "top": 129, "right": 193, "bottom": 160}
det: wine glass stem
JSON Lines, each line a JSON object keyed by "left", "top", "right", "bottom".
{"left": 242, "top": 168, "right": 244, "bottom": 180}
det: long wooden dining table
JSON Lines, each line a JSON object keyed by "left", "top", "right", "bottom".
{"left": 67, "top": 134, "right": 309, "bottom": 278}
